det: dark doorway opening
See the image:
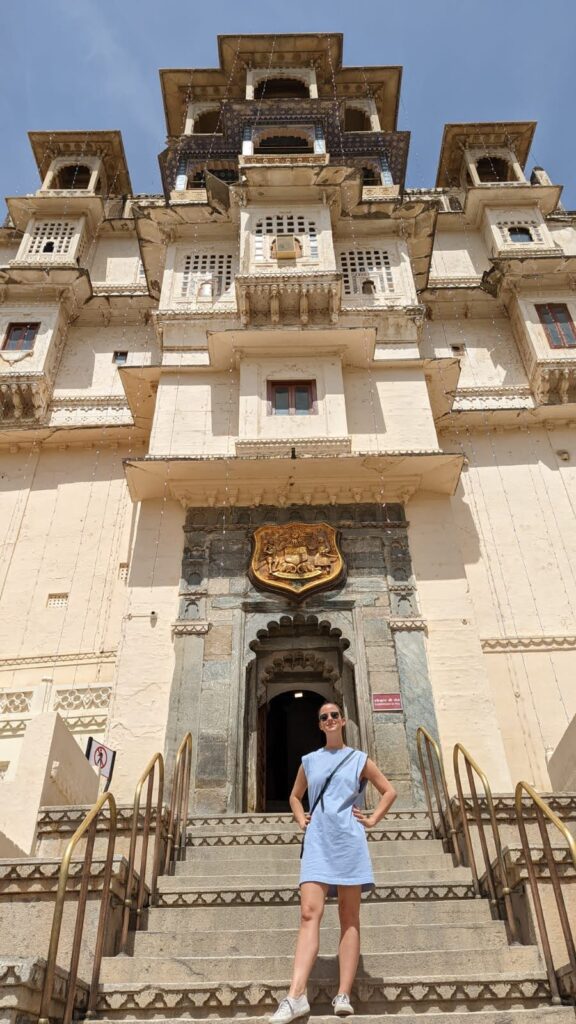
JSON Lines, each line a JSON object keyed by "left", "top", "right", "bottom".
{"left": 265, "top": 689, "right": 324, "bottom": 811}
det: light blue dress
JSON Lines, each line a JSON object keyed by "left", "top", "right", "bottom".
{"left": 299, "top": 746, "right": 375, "bottom": 896}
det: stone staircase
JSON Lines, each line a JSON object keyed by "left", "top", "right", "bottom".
{"left": 94, "top": 809, "right": 576, "bottom": 1022}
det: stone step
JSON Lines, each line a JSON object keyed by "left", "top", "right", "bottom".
{"left": 159, "top": 866, "right": 472, "bottom": 890}
{"left": 176, "top": 851, "right": 456, "bottom": 876}
{"left": 99, "top": 946, "right": 542, "bottom": 984}
{"left": 131, "top": 920, "right": 509, "bottom": 957}
{"left": 181, "top": 837, "right": 445, "bottom": 861}
{"left": 186, "top": 825, "right": 434, "bottom": 847}
{"left": 143, "top": 897, "right": 494, "bottom": 931}
{"left": 93, "top": 1011, "right": 576, "bottom": 1024}
{"left": 95, "top": 970, "right": 554, "bottom": 1017}
{"left": 154, "top": 879, "right": 477, "bottom": 908}
{"left": 186, "top": 810, "right": 431, "bottom": 833}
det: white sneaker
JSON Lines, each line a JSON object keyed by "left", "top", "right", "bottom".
{"left": 332, "top": 994, "right": 354, "bottom": 1016}
{"left": 269, "top": 995, "right": 310, "bottom": 1023}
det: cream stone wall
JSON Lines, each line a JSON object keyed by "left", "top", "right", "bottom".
{"left": 407, "top": 490, "right": 512, "bottom": 791}
{"left": 90, "top": 237, "right": 144, "bottom": 284}
{"left": 106, "top": 497, "right": 184, "bottom": 794}
{"left": 423, "top": 318, "right": 529, "bottom": 389}
{"left": 0, "top": 447, "right": 134, "bottom": 774}
{"left": 344, "top": 368, "right": 440, "bottom": 451}
{"left": 54, "top": 322, "right": 158, "bottom": 396}
{"left": 149, "top": 371, "right": 240, "bottom": 456}
{"left": 429, "top": 229, "right": 490, "bottom": 282}
{"left": 448, "top": 426, "right": 576, "bottom": 787}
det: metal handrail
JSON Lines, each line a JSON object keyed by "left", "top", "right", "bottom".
{"left": 120, "top": 752, "right": 164, "bottom": 950}
{"left": 38, "top": 791, "right": 117, "bottom": 1024}
{"left": 163, "top": 732, "right": 192, "bottom": 873}
{"left": 515, "top": 781, "right": 576, "bottom": 1004}
{"left": 416, "top": 726, "right": 460, "bottom": 863}
{"left": 453, "top": 743, "right": 518, "bottom": 942}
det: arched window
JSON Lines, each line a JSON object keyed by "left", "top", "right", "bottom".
{"left": 475, "top": 156, "right": 511, "bottom": 183}
{"left": 362, "top": 279, "right": 376, "bottom": 295}
{"left": 53, "top": 164, "right": 92, "bottom": 189}
{"left": 344, "top": 107, "right": 371, "bottom": 132}
{"left": 194, "top": 109, "right": 221, "bottom": 134}
{"left": 254, "top": 77, "right": 309, "bottom": 99}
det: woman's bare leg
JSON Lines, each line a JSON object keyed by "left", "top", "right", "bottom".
{"left": 336, "top": 886, "right": 361, "bottom": 996}
{"left": 288, "top": 882, "right": 328, "bottom": 997}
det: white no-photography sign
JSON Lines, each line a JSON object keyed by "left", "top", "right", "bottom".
{"left": 85, "top": 737, "right": 116, "bottom": 780}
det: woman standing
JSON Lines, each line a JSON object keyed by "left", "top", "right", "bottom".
{"left": 270, "top": 701, "right": 397, "bottom": 1022}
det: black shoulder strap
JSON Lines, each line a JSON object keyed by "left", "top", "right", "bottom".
{"left": 310, "top": 749, "right": 355, "bottom": 815}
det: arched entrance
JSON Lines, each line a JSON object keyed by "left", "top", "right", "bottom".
{"left": 243, "top": 614, "right": 362, "bottom": 811}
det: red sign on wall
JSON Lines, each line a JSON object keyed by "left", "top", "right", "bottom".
{"left": 372, "top": 692, "right": 403, "bottom": 712}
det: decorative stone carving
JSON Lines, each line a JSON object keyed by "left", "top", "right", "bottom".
{"left": 481, "top": 634, "right": 576, "bottom": 652}
{"left": 0, "top": 691, "right": 32, "bottom": 715}
{"left": 249, "top": 523, "right": 345, "bottom": 602}
{"left": 172, "top": 620, "right": 211, "bottom": 637}
{"left": 52, "top": 686, "right": 112, "bottom": 712}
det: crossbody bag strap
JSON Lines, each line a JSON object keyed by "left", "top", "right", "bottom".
{"left": 300, "top": 749, "right": 356, "bottom": 860}
{"left": 309, "top": 749, "right": 356, "bottom": 815}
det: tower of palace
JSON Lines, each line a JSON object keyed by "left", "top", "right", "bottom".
{"left": 0, "top": 32, "right": 574, "bottom": 818}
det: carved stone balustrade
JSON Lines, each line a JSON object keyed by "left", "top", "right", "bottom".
{"left": 532, "top": 361, "right": 576, "bottom": 406}
{"left": 235, "top": 270, "right": 341, "bottom": 326}
{"left": 0, "top": 375, "right": 49, "bottom": 422}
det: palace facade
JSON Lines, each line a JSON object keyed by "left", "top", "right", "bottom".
{"left": 0, "top": 33, "right": 575, "bottom": 823}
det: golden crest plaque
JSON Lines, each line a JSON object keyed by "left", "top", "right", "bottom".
{"left": 249, "top": 523, "right": 345, "bottom": 602}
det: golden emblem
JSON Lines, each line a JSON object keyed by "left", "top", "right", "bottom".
{"left": 249, "top": 523, "right": 345, "bottom": 601}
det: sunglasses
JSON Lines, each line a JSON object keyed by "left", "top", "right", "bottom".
{"left": 319, "top": 711, "right": 341, "bottom": 722}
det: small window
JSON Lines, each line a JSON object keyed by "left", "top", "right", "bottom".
{"left": 47, "top": 593, "right": 69, "bottom": 608}
{"left": 536, "top": 304, "right": 576, "bottom": 349}
{"left": 508, "top": 226, "right": 533, "bottom": 243}
{"left": 118, "top": 562, "right": 129, "bottom": 582}
{"left": 113, "top": 351, "right": 128, "bottom": 365}
{"left": 3, "top": 322, "right": 40, "bottom": 351}
{"left": 268, "top": 380, "right": 317, "bottom": 416}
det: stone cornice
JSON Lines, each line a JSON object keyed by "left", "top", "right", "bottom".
{"left": 0, "top": 649, "right": 117, "bottom": 670}
{"left": 481, "top": 634, "right": 576, "bottom": 653}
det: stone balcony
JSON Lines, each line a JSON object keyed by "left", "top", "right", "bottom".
{"left": 532, "top": 361, "right": 576, "bottom": 406}
{"left": 0, "top": 374, "right": 49, "bottom": 422}
{"left": 235, "top": 270, "right": 341, "bottom": 326}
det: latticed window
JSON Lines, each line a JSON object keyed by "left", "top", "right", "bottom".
{"left": 47, "top": 593, "right": 69, "bottom": 608}
{"left": 254, "top": 215, "right": 319, "bottom": 261}
{"left": 181, "top": 252, "right": 234, "bottom": 299}
{"left": 27, "top": 221, "right": 76, "bottom": 257}
{"left": 536, "top": 303, "right": 576, "bottom": 349}
{"left": 339, "top": 249, "right": 394, "bottom": 296}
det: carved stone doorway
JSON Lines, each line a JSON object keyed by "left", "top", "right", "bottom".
{"left": 244, "top": 614, "right": 362, "bottom": 812}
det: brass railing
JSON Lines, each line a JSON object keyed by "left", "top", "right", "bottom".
{"left": 120, "top": 752, "right": 164, "bottom": 950}
{"left": 515, "top": 781, "right": 576, "bottom": 1004}
{"left": 453, "top": 743, "right": 518, "bottom": 942}
{"left": 38, "top": 791, "right": 117, "bottom": 1024}
{"left": 416, "top": 726, "right": 460, "bottom": 863}
{"left": 163, "top": 732, "right": 192, "bottom": 872}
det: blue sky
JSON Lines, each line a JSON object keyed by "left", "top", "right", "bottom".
{"left": 1, "top": 0, "right": 575, "bottom": 206}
